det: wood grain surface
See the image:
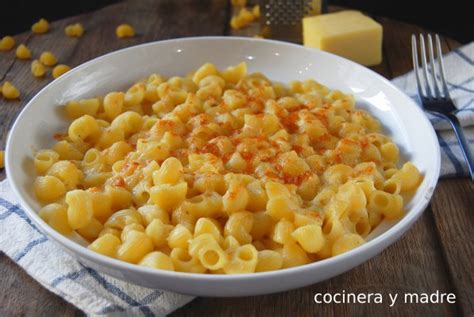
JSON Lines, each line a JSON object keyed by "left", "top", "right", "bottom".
{"left": 0, "top": 1, "right": 472, "bottom": 316}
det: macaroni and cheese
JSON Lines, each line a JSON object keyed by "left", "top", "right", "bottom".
{"left": 33, "top": 62, "right": 421, "bottom": 274}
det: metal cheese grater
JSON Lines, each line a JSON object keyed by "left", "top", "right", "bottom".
{"left": 259, "top": 0, "right": 328, "bottom": 43}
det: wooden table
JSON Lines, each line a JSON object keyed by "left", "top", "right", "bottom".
{"left": 1, "top": 1, "right": 472, "bottom": 316}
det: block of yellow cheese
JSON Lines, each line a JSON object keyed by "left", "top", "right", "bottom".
{"left": 303, "top": 11, "right": 383, "bottom": 66}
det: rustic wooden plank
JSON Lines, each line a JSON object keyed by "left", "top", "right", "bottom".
{"left": 445, "top": 39, "right": 462, "bottom": 50}
{"left": 377, "top": 17, "right": 451, "bottom": 77}
{"left": 0, "top": 253, "right": 81, "bottom": 316}
{"left": 430, "top": 180, "right": 474, "bottom": 316}
{"left": 0, "top": 33, "right": 32, "bottom": 80}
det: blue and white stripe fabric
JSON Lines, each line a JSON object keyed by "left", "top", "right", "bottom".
{"left": 0, "top": 43, "right": 472, "bottom": 316}
{"left": 392, "top": 42, "right": 474, "bottom": 177}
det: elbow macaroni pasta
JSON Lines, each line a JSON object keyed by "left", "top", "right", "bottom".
{"left": 32, "top": 62, "right": 422, "bottom": 274}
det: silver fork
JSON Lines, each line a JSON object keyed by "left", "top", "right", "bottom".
{"left": 412, "top": 34, "right": 474, "bottom": 180}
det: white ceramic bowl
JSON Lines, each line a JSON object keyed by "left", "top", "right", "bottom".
{"left": 6, "top": 37, "right": 440, "bottom": 297}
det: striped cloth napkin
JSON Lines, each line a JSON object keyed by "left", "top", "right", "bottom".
{"left": 0, "top": 42, "right": 472, "bottom": 316}
{"left": 392, "top": 42, "right": 474, "bottom": 177}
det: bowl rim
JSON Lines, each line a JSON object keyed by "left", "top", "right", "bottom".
{"left": 5, "top": 36, "right": 440, "bottom": 282}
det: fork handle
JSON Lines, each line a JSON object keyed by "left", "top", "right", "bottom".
{"left": 445, "top": 113, "right": 474, "bottom": 181}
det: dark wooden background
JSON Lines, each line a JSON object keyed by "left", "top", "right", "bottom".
{"left": 1, "top": 0, "right": 472, "bottom": 43}
{"left": 1, "top": 0, "right": 473, "bottom": 316}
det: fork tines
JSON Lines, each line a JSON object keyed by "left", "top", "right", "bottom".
{"left": 412, "top": 34, "right": 450, "bottom": 99}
